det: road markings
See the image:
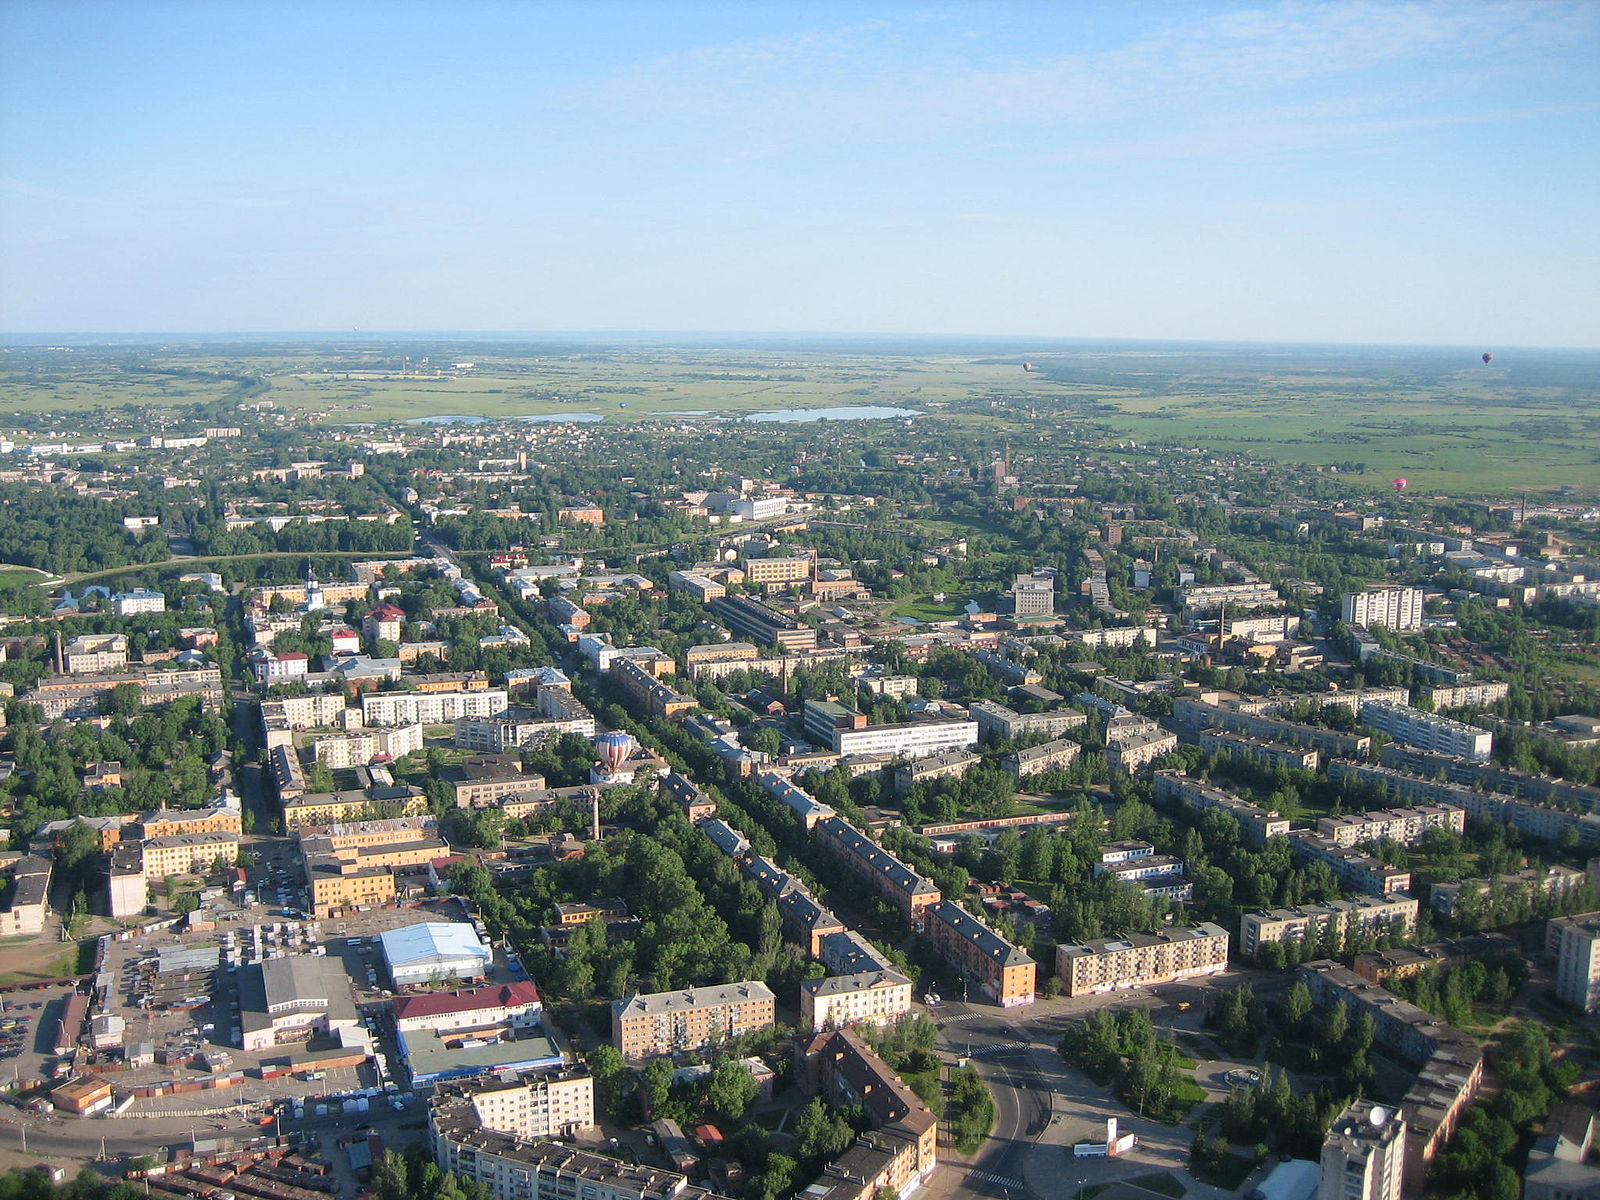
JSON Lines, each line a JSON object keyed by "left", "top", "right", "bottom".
{"left": 968, "top": 1170, "right": 1027, "bottom": 1189}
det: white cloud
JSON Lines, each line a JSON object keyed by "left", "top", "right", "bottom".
{"left": 553, "top": 2, "right": 1596, "bottom": 156}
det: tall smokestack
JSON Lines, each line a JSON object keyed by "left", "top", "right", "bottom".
{"left": 54, "top": 631, "right": 63, "bottom": 675}
{"left": 590, "top": 787, "right": 600, "bottom": 842}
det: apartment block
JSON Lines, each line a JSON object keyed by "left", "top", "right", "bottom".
{"left": 1359, "top": 700, "right": 1493, "bottom": 761}
{"left": 1154, "top": 772, "right": 1292, "bottom": 847}
{"left": 1327, "top": 759, "right": 1600, "bottom": 849}
{"left": 1001, "top": 736, "right": 1083, "bottom": 780}
{"left": 1105, "top": 727, "right": 1178, "bottom": 775}
{"left": 968, "top": 699, "right": 1086, "bottom": 742}
{"left": 1314, "top": 804, "right": 1465, "bottom": 848}
{"left": 1197, "top": 729, "right": 1319, "bottom": 773}
{"left": 614, "top": 658, "right": 698, "bottom": 719}
{"left": 429, "top": 1131, "right": 726, "bottom": 1200}
{"left": 1287, "top": 830, "right": 1412, "bottom": 896}
{"left": 893, "top": 750, "right": 980, "bottom": 795}
{"left": 361, "top": 688, "right": 509, "bottom": 727}
{"left": 1240, "top": 895, "right": 1419, "bottom": 958}
{"left": 1432, "top": 865, "right": 1586, "bottom": 917}
{"left": 429, "top": 1066, "right": 594, "bottom": 1143}
{"left": 311, "top": 723, "right": 425, "bottom": 770}
{"left": 1424, "top": 681, "right": 1511, "bottom": 710}
{"left": 1549, "top": 912, "right": 1600, "bottom": 1014}
{"left": 814, "top": 816, "right": 941, "bottom": 929}
{"left": 1172, "top": 697, "right": 1372, "bottom": 759}
{"left": 139, "top": 832, "right": 240, "bottom": 880}
{"left": 1056, "top": 923, "right": 1229, "bottom": 997}
{"left": 611, "top": 981, "right": 776, "bottom": 1060}
{"left": 801, "top": 969, "right": 914, "bottom": 1030}
{"left": 1341, "top": 585, "right": 1424, "bottom": 633}
{"left": 922, "top": 899, "right": 1036, "bottom": 1007}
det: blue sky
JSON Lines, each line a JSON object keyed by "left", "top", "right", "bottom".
{"left": 2, "top": 0, "right": 1596, "bottom": 345}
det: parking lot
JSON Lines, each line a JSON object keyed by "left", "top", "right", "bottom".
{"left": 0, "top": 983, "right": 76, "bottom": 1090}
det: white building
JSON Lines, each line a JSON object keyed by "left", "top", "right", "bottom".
{"left": 380, "top": 921, "right": 493, "bottom": 989}
{"left": 112, "top": 589, "right": 166, "bottom": 616}
{"left": 835, "top": 719, "right": 978, "bottom": 759}
{"left": 1341, "top": 586, "right": 1424, "bottom": 634}
{"left": 1358, "top": 700, "right": 1493, "bottom": 761}
{"left": 362, "top": 689, "right": 508, "bottom": 727}
{"left": 1319, "top": 1100, "right": 1406, "bottom": 1200}
{"left": 1550, "top": 912, "right": 1600, "bottom": 1014}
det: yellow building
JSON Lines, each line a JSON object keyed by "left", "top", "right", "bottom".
{"left": 282, "top": 787, "right": 429, "bottom": 829}
{"left": 307, "top": 859, "right": 398, "bottom": 918}
{"left": 140, "top": 833, "right": 240, "bottom": 881}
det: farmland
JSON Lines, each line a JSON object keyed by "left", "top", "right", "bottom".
{"left": 3, "top": 338, "right": 1598, "bottom": 496}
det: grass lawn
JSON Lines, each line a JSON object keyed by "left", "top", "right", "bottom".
{"left": 1189, "top": 1153, "right": 1257, "bottom": 1191}
{"left": 886, "top": 592, "right": 990, "bottom": 622}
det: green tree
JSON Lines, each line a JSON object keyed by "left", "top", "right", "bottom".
{"left": 707, "top": 1058, "right": 760, "bottom": 1123}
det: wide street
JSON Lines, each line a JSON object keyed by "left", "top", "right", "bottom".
{"left": 923, "top": 969, "right": 1291, "bottom": 1200}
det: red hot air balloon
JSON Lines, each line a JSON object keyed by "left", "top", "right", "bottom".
{"left": 1393, "top": 478, "right": 1408, "bottom": 492}
{"left": 594, "top": 730, "right": 635, "bottom": 774}
{"left": 1482, "top": 352, "right": 1494, "bottom": 364}
{"left": 1022, "top": 361, "right": 1034, "bottom": 372}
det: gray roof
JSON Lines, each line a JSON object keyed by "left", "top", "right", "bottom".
{"left": 613, "top": 981, "right": 775, "bottom": 1018}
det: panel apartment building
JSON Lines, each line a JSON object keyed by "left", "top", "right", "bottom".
{"left": 1358, "top": 700, "right": 1493, "bottom": 761}
{"left": 1240, "top": 895, "right": 1419, "bottom": 959}
{"left": 1056, "top": 923, "right": 1229, "bottom": 997}
{"left": 1153, "top": 772, "right": 1292, "bottom": 847}
{"left": 1341, "top": 585, "right": 1424, "bottom": 633}
{"left": 362, "top": 688, "right": 509, "bottom": 727}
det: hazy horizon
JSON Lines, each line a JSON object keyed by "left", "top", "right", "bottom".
{"left": 4, "top": 1, "right": 1597, "bottom": 346}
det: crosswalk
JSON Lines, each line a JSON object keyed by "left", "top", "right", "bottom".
{"left": 968, "top": 1170, "right": 1027, "bottom": 1190}
{"left": 940, "top": 1012, "right": 984, "bottom": 1022}
{"left": 971, "top": 1039, "right": 1032, "bottom": 1056}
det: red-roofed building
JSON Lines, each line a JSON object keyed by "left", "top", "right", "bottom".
{"left": 363, "top": 604, "right": 405, "bottom": 645}
{"left": 390, "top": 981, "right": 542, "bottom": 1034}
{"left": 252, "top": 649, "right": 310, "bottom": 684}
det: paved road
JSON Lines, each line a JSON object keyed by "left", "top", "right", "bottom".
{"left": 926, "top": 970, "right": 1286, "bottom": 1200}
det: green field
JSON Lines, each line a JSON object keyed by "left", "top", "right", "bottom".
{"left": 3, "top": 340, "right": 1597, "bottom": 496}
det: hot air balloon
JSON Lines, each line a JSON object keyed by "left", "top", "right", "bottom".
{"left": 594, "top": 730, "right": 635, "bottom": 774}
{"left": 1482, "top": 352, "right": 1493, "bottom": 364}
{"left": 1022, "top": 362, "right": 1034, "bottom": 372}
{"left": 1393, "top": 478, "right": 1408, "bottom": 492}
